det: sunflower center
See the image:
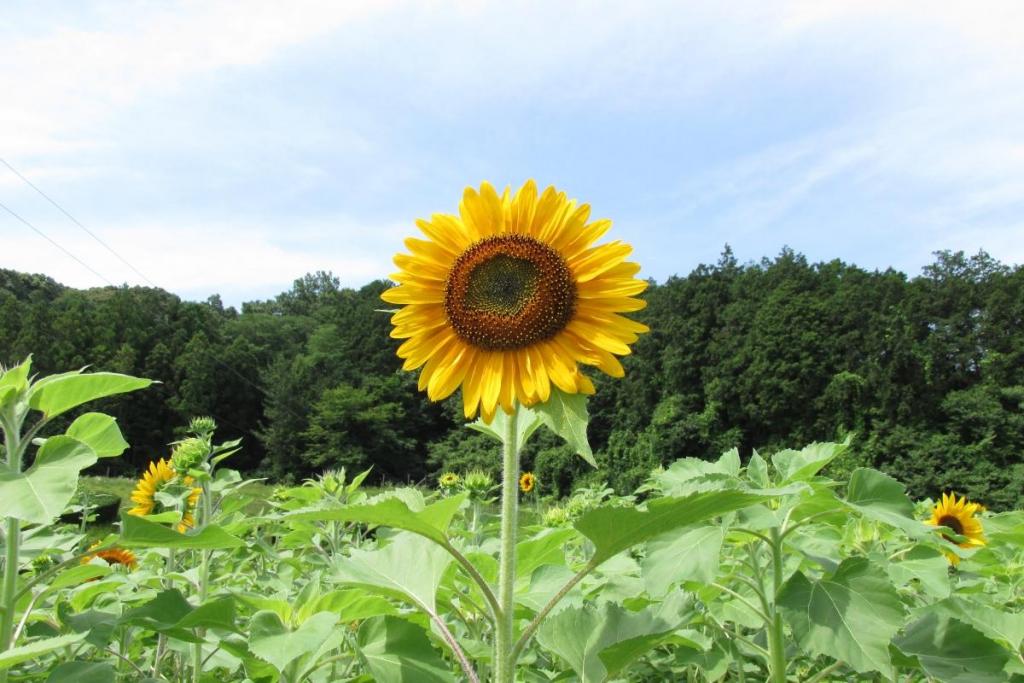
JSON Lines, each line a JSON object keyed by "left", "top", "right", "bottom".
{"left": 938, "top": 514, "right": 964, "bottom": 540}
{"left": 445, "top": 235, "right": 576, "bottom": 350}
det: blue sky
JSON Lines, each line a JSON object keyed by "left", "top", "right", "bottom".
{"left": 2, "top": 1, "right": 1022, "bottom": 306}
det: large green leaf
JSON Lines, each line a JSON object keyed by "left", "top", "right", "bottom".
{"left": 886, "top": 546, "right": 951, "bottom": 599}
{"left": 333, "top": 532, "right": 453, "bottom": 615}
{"left": 65, "top": 413, "right": 129, "bottom": 458}
{"left": 925, "top": 597, "right": 1024, "bottom": 651}
{"left": 357, "top": 616, "right": 454, "bottom": 682}
{"left": 28, "top": 372, "right": 152, "bottom": 419}
{"left": 846, "top": 468, "right": 926, "bottom": 536}
{"left": 575, "top": 490, "right": 764, "bottom": 566}
{"left": 536, "top": 593, "right": 690, "bottom": 682}
{"left": 533, "top": 387, "right": 595, "bottom": 467}
{"left": 119, "top": 513, "right": 245, "bottom": 549}
{"left": 772, "top": 440, "right": 848, "bottom": 483}
{"left": 777, "top": 557, "right": 904, "bottom": 675}
{"left": 0, "top": 633, "right": 86, "bottom": 670}
{"left": 893, "top": 614, "right": 1009, "bottom": 682}
{"left": 285, "top": 493, "right": 465, "bottom": 545}
{"left": 248, "top": 610, "right": 339, "bottom": 674}
{"left": 0, "top": 435, "right": 96, "bottom": 524}
{"left": 297, "top": 589, "right": 397, "bottom": 624}
{"left": 45, "top": 661, "right": 115, "bottom": 683}
{"left": 642, "top": 525, "right": 723, "bottom": 596}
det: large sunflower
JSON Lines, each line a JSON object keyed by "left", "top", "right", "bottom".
{"left": 128, "top": 458, "right": 202, "bottom": 533}
{"left": 927, "top": 492, "right": 986, "bottom": 564}
{"left": 382, "top": 180, "right": 648, "bottom": 422}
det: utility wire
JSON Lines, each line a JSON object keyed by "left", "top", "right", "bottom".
{"left": 0, "top": 199, "right": 115, "bottom": 286}
{"left": 0, "top": 159, "right": 305, "bottom": 424}
{"left": 1, "top": 157, "right": 160, "bottom": 288}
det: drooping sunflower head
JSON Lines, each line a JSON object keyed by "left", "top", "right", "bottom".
{"left": 519, "top": 471, "right": 537, "bottom": 494}
{"left": 383, "top": 180, "right": 649, "bottom": 422}
{"left": 438, "top": 471, "right": 461, "bottom": 489}
{"left": 927, "top": 491, "right": 986, "bottom": 564}
{"left": 82, "top": 544, "right": 138, "bottom": 571}
{"left": 128, "top": 458, "right": 201, "bottom": 533}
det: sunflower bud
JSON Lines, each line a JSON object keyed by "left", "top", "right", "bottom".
{"left": 171, "top": 437, "right": 208, "bottom": 472}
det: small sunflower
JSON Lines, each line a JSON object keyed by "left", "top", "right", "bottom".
{"left": 128, "top": 458, "right": 202, "bottom": 533}
{"left": 383, "top": 180, "right": 648, "bottom": 422}
{"left": 927, "top": 492, "right": 986, "bottom": 565}
{"left": 438, "top": 471, "right": 461, "bottom": 489}
{"left": 519, "top": 471, "right": 537, "bottom": 494}
{"left": 82, "top": 544, "right": 138, "bottom": 571}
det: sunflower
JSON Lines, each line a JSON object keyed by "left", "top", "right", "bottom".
{"left": 927, "top": 492, "right": 986, "bottom": 565}
{"left": 382, "top": 180, "right": 648, "bottom": 422}
{"left": 81, "top": 544, "right": 138, "bottom": 571}
{"left": 128, "top": 458, "right": 202, "bottom": 533}
{"left": 519, "top": 471, "right": 536, "bottom": 494}
{"left": 438, "top": 471, "right": 461, "bottom": 489}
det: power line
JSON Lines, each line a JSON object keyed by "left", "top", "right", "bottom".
{"left": 0, "top": 159, "right": 306, "bottom": 425}
{"left": 0, "top": 157, "right": 160, "bottom": 288}
{"left": 0, "top": 199, "right": 115, "bottom": 286}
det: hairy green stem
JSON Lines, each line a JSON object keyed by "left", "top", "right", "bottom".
{"left": 494, "top": 408, "right": 520, "bottom": 683}
{"left": 192, "top": 483, "right": 213, "bottom": 683}
{"left": 0, "top": 422, "right": 23, "bottom": 683}
{"left": 767, "top": 526, "right": 787, "bottom": 683}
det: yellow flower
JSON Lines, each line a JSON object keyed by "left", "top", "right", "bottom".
{"left": 382, "top": 180, "right": 648, "bottom": 422}
{"left": 128, "top": 458, "right": 202, "bottom": 533}
{"left": 438, "top": 472, "right": 461, "bottom": 489}
{"left": 82, "top": 544, "right": 138, "bottom": 571}
{"left": 927, "top": 492, "right": 986, "bottom": 565}
{"left": 519, "top": 471, "right": 536, "bottom": 494}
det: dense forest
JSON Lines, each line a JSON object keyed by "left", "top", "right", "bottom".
{"left": 1, "top": 247, "right": 1021, "bottom": 508}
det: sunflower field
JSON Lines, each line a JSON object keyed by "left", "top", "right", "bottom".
{"left": 2, "top": 182, "right": 1023, "bottom": 682}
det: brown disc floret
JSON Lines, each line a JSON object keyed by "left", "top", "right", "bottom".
{"left": 444, "top": 234, "right": 576, "bottom": 350}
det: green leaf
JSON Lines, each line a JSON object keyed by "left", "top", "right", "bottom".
{"left": 28, "top": 371, "right": 152, "bottom": 419}
{"left": 249, "top": 610, "right": 339, "bottom": 674}
{"left": 536, "top": 593, "right": 691, "bottom": 682}
{"left": 846, "top": 468, "right": 926, "bottom": 536}
{"left": 284, "top": 493, "right": 465, "bottom": 546}
{"left": 746, "top": 449, "right": 770, "bottom": 488}
{"left": 357, "top": 616, "right": 454, "bottom": 682}
{"left": 656, "top": 449, "right": 742, "bottom": 495}
{"left": 0, "top": 633, "right": 86, "bottom": 670}
{"left": 175, "top": 597, "right": 238, "bottom": 632}
{"left": 642, "top": 525, "right": 724, "bottom": 596}
{"left": 517, "top": 528, "right": 576, "bottom": 578}
{"left": 65, "top": 413, "right": 129, "bottom": 458}
{"left": 925, "top": 597, "right": 1024, "bottom": 651}
{"left": 777, "top": 557, "right": 904, "bottom": 675}
{"left": 886, "top": 546, "right": 951, "bottom": 599}
{"left": 468, "top": 403, "right": 543, "bottom": 448}
{"left": 575, "top": 490, "right": 765, "bottom": 567}
{"left": 119, "top": 513, "right": 245, "bottom": 549}
{"left": 0, "top": 356, "right": 31, "bottom": 392}
{"left": 894, "top": 614, "right": 1009, "bottom": 682}
{"left": 533, "top": 387, "right": 595, "bottom": 467}
{"left": 333, "top": 532, "right": 452, "bottom": 615}
{"left": 299, "top": 589, "right": 397, "bottom": 624}
{"left": 0, "top": 435, "right": 97, "bottom": 524}
{"left": 45, "top": 661, "right": 115, "bottom": 683}
{"left": 772, "top": 440, "right": 849, "bottom": 483}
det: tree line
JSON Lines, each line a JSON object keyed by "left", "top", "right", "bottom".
{"left": 1, "top": 247, "right": 1021, "bottom": 508}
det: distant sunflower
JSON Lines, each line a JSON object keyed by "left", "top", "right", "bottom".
{"left": 927, "top": 492, "right": 986, "bottom": 565}
{"left": 82, "top": 544, "right": 138, "bottom": 571}
{"left": 382, "top": 180, "right": 648, "bottom": 422}
{"left": 438, "top": 472, "right": 461, "bottom": 489}
{"left": 519, "top": 472, "right": 536, "bottom": 494}
{"left": 128, "top": 458, "right": 202, "bottom": 533}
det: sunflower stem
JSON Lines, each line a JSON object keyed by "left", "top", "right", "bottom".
{"left": 0, "top": 417, "right": 24, "bottom": 683}
{"left": 192, "top": 480, "right": 213, "bottom": 683}
{"left": 767, "top": 526, "right": 788, "bottom": 683}
{"left": 494, "top": 406, "right": 520, "bottom": 683}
